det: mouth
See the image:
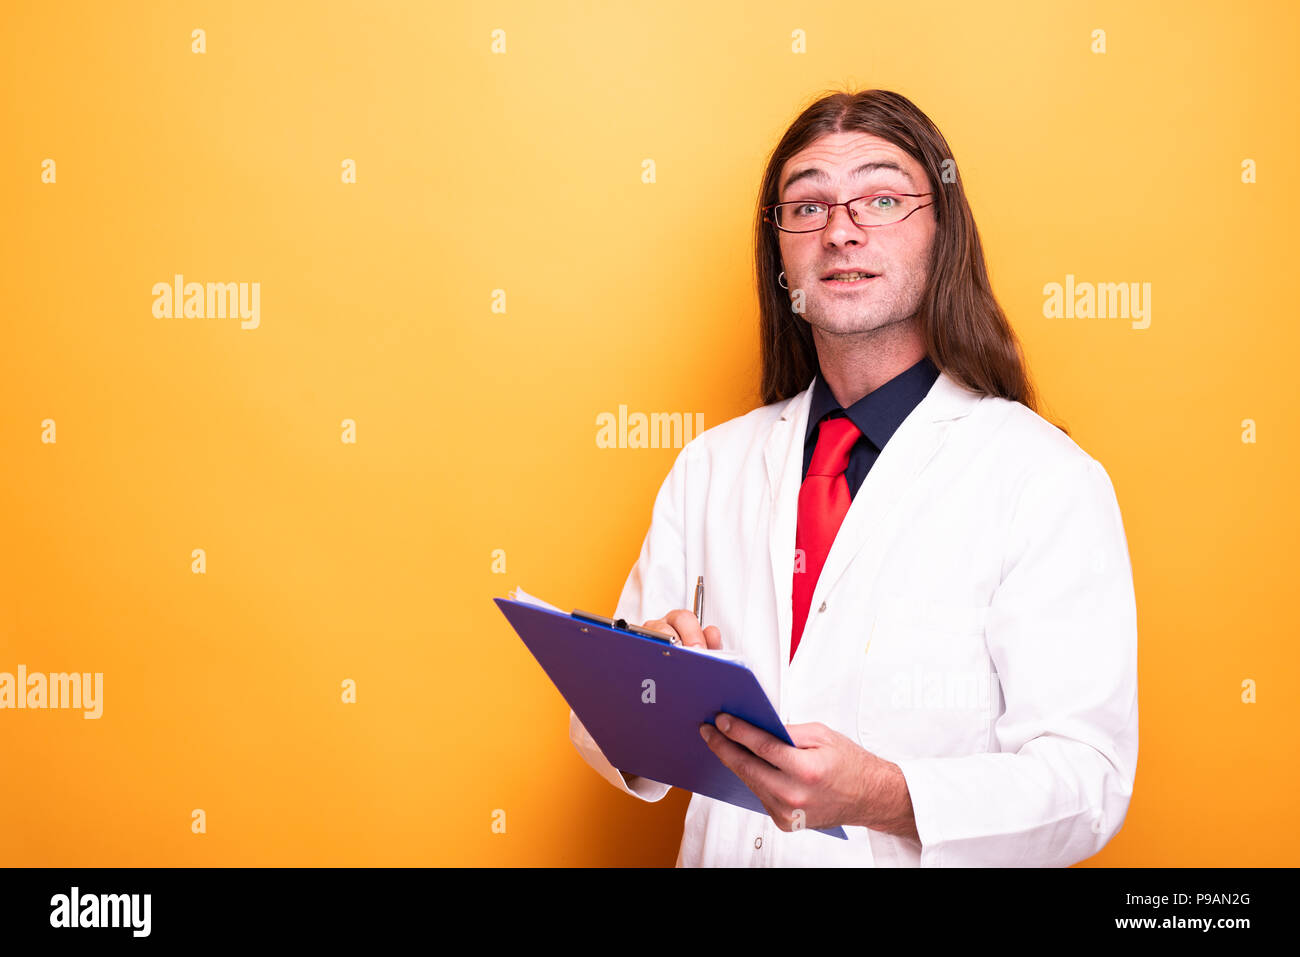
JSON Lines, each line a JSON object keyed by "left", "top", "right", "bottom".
{"left": 820, "top": 270, "right": 880, "bottom": 287}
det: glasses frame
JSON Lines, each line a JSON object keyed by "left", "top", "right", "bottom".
{"left": 762, "top": 191, "right": 935, "bottom": 233}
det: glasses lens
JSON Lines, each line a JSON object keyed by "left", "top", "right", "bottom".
{"left": 776, "top": 202, "right": 829, "bottom": 231}
{"left": 849, "top": 193, "right": 917, "bottom": 226}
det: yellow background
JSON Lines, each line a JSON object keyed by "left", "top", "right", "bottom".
{"left": 2, "top": 0, "right": 1296, "bottom": 866}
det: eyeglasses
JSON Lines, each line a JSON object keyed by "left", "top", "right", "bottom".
{"left": 762, "top": 192, "right": 934, "bottom": 233}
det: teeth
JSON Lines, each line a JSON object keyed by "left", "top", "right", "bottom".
{"left": 829, "top": 272, "right": 873, "bottom": 281}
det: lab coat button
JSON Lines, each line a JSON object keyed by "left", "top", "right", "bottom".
{"left": 818, "top": 601, "right": 827, "bottom": 613}
{"left": 754, "top": 837, "right": 763, "bottom": 849}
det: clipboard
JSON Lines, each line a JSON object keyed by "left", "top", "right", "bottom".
{"left": 494, "top": 596, "right": 849, "bottom": 840}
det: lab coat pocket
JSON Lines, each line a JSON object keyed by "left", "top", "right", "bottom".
{"left": 856, "top": 601, "right": 995, "bottom": 760}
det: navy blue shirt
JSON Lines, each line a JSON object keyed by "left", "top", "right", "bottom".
{"left": 801, "top": 355, "right": 941, "bottom": 499}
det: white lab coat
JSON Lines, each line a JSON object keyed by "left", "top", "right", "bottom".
{"left": 569, "top": 369, "right": 1138, "bottom": 866}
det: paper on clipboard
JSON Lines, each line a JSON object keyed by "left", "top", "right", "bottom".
{"left": 508, "top": 585, "right": 564, "bottom": 614}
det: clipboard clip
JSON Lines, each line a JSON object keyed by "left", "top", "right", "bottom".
{"left": 571, "top": 609, "right": 683, "bottom": 646}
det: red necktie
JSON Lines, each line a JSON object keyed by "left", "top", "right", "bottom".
{"left": 791, "top": 415, "right": 862, "bottom": 660}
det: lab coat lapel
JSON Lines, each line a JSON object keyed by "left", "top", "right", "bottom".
{"left": 764, "top": 379, "right": 817, "bottom": 667}
{"left": 807, "top": 370, "right": 982, "bottom": 616}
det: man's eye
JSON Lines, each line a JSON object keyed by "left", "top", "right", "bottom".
{"left": 795, "top": 203, "right": 825, "bottom": 215}
{"left": 869, "top": 194, "right": 899, "bottom": 208}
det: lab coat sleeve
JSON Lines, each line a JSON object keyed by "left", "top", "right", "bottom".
{"left": 893, "top": 454, "right": 1139, "bottom": 867}
{"left": 569, "top": 709, "right": 672, "bottom": 802}
{"left": 566, "top": 442, "right": 696, "bottom": 802}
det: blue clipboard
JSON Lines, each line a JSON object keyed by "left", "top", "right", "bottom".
{"left": 495, "top": 597, "right": 848, "bottom": 840}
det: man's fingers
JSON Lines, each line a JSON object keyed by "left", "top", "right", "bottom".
{"left": 663, "top": 609, "right": 711, "bottom": 649}
{"left": 640, "top": 618, "right": 680, "bottom": 642}
{"left": 703, "top": 625, "right": 722, "bottom": 650}
{"left": 785, "top": 721, "right": 834, "bottom": 749}
{"left": 699, "top": 720, "right": 785, "bottom": 793}
{"left": 642, "top": 613, "right": 724, "bottom": 650}
{"left": 711, "top": 713, "right": 800, "bottom": 773}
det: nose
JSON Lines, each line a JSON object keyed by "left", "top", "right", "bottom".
{"left": 823, "top": 204, "right": 867, "bottom": 245}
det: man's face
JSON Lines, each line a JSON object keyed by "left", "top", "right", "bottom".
{"left": 775, "top": 131, "right": 936, "bottom": 338}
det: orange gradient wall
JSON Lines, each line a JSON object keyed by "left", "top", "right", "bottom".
{"left": 1, "top": 0, "right": 1296, "bottom": 866}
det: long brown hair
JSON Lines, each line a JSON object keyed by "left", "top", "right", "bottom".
{"left": 755, "top": 89, "right": 1056, "bottom": 426}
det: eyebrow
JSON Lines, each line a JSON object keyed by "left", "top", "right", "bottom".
{"left": 780, "top": 161, "right": 916, "bottom": 196}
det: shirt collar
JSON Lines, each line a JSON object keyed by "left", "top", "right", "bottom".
{"left": 804, "top": 355, "right": 942, "bottom": 451}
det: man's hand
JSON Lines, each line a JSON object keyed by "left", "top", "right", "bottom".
{"left": 642, "top": 610, "right": 721, "bottom": 650}
{"left": 699, "top": 713, "right": 919, "bottom": 840}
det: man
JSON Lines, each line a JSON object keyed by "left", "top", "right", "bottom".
{"left": 569, "top": 89, "right": 1138, "bottom": 866}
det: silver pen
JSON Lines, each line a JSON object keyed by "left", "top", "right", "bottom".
{"left": 693, "top": 575, "right": 705, "bottom": 624}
